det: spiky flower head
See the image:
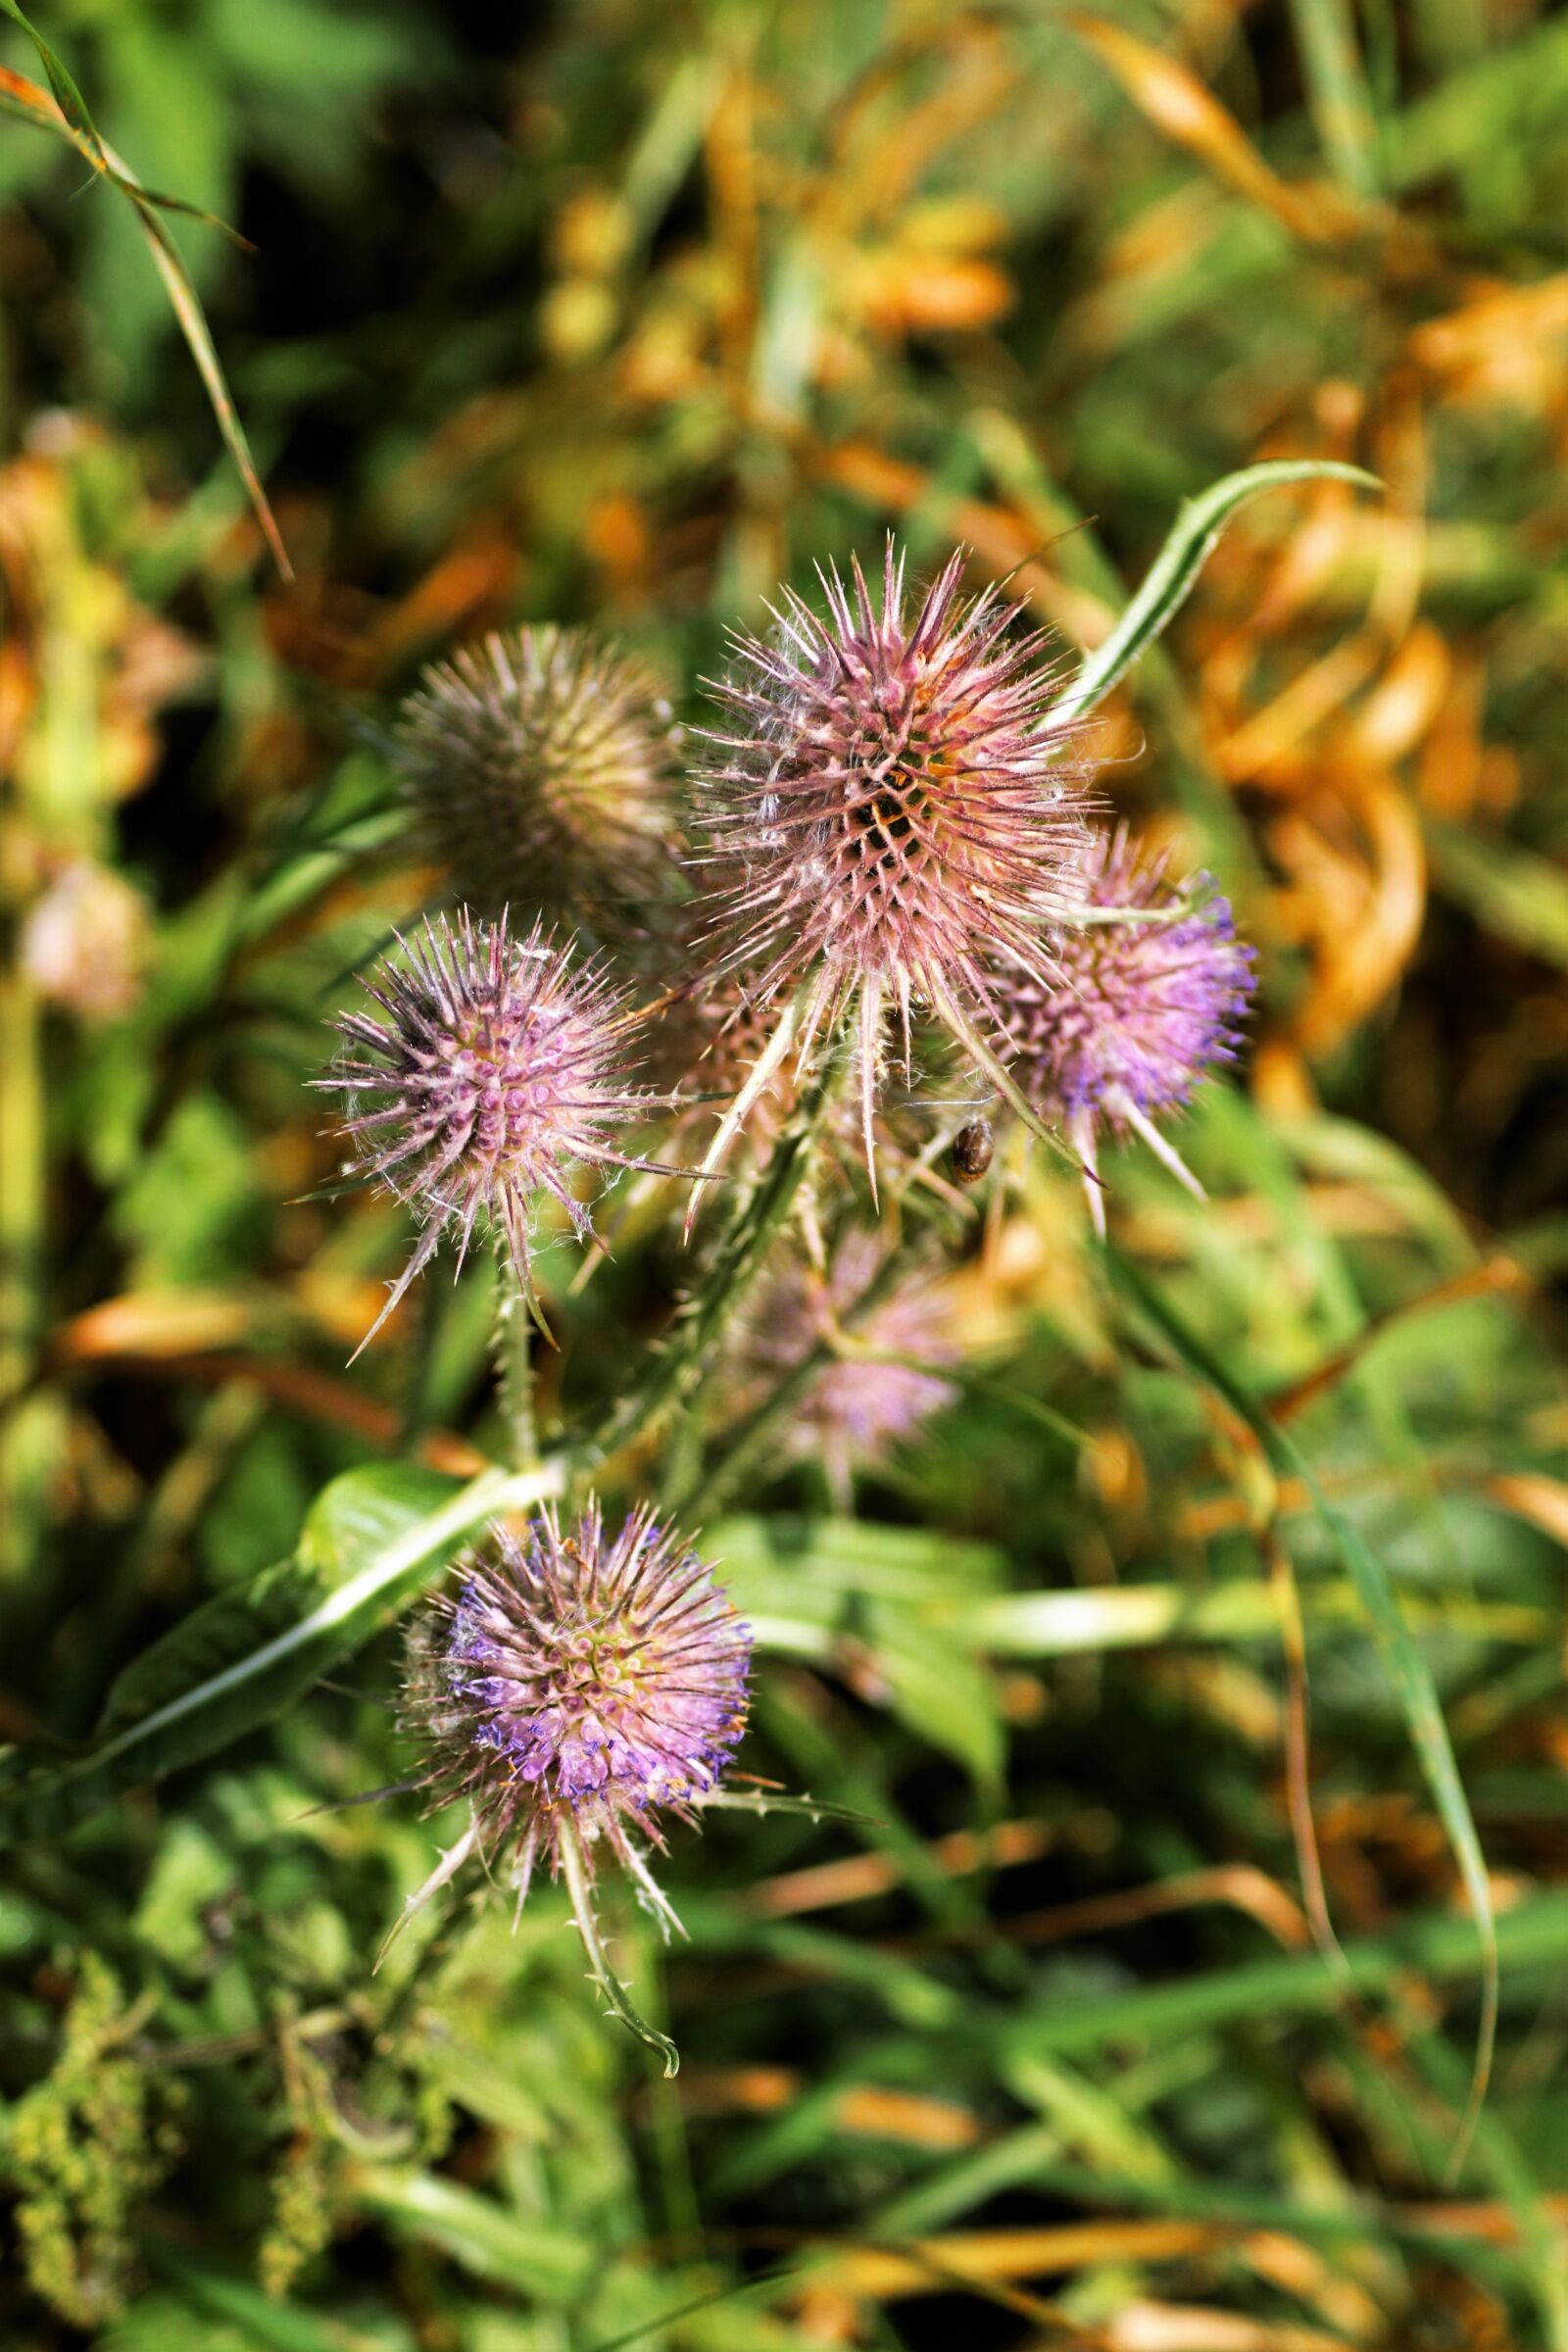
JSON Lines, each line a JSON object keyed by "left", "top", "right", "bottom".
{"left": 395, "top": 626, "right": 681, "bottom": 934}
{"left": 693, "top": 539, "right": 1094, "bottom": 1184}
{"left": 319, "top": 909, "right": 667, "bottom": 1349}
{"left": 739, "top": 1229, "right": 958, "bottom": 1503}
{"left": 995, "top": 825, "right": 1254, "bottom": 1226}
{"left": 403, "top": 1501, "right": 751, "bottom": 1925}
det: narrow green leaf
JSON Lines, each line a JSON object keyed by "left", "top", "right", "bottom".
{"left": 0, "top": 11, "right": 290, "bottom": 577}
{"left": 350, "top": 2170, "right": 594, "bottom": 2301}
{"left": 1105, "top": 1244, "right": 1498, "bottom": 2175}
{"left": 1426, "top": 816, "right": 1568, "bottom": 970}
{"left": 1061, "top": 461, "right": 1382, "bottom": 718}
{"left": 1289, "top": 0, "right": 1383, "bottom": 196}
{"left": 0, "top": 1460, "right": 560, "bottom": 1843}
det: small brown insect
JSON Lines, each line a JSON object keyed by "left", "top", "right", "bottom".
{"left": 951, "top": 1117, "right": 994, "bottom": 1183}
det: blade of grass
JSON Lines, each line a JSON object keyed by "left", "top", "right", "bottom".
{"left": 1288, "top": 0, "right": 1383, "bottom": 196}
{"left": 0, "top": 24, "right": 290, "bottom": 578}
{"left": 1104, "top": 1243, "right": 1498, "bottom": 2181}
{"left": 1060, "top": 461, "right": 1381, "bottom": 719}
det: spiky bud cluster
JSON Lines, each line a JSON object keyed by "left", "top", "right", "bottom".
{"left": 695, "top": 539, "right": 1094, "bottom": 1174}
{"left": 995, "top": 826, "right": 1254, "bottom": 1220}
{"left": 740, "top": 1229, "right": 957, "bottom": 1500}
{"left": 395, "top": 626, "right": 681, "bottom": 933}
{"left": 319, "top": 910, "right": 666, "bottom": 1348}
{"left": 404, "top": 1502, "right": 751, "bottom": 1916}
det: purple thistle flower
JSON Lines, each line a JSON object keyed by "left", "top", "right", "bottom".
{"left": 996, "top": 826, "right": 1255, "bottom": 1229}
{"left": 739, "top": 1229, "right": 958, "bottom": 1506}
{"left": 400, "top": 1501, "right": 751, "bottom": 1936}
{"left": 318, "top": 909, "right": 673, "bottom": 1349}
{"left": 395, "top": 626, "right": 681, "bottom": 935}
{"left": 691, "top": 539, "right": 1095, "bottom": 1197}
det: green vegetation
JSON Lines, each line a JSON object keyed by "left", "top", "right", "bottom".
{"left": 2, "top": 3, "right": 1566, "bottom": 2346}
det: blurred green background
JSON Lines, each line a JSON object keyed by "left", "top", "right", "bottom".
{"left": 2, "top": 2, "right": 1567, "bottom": 2346}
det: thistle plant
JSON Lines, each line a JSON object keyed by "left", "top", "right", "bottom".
{"left": 395, "top": 626, "right": 681, "bottom": 936}
{"left": 302, "top": 512, "right": 1288, "bottom": 2074}
{"left": 994, "top": 826, "right": 1255, "bottom": 1229}
{"left": 392, "top": 1501, "right": 751, "bottom": 2068}
{"left": 318, "top": 908, "right": 677, "bottom": 1349}
{"left": 689, "top": 538, "right": 1096, "bottom": 1199}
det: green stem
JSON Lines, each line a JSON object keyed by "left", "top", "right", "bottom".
{"left": 494, "top": 1261, "right": 538, "bottom": 1471}
{"left": 576, "top": 1024, "right": 848, "bottom": 1488}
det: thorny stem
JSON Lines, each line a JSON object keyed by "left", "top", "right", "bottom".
{"left": 494, "top": 1251, "right": 538, "bottom": 1470}
{"left": 558, "top": 1813, "right": 679, "bottom": 2077}
{"left": 574, "top": 1018, "right": 851, "bottom": 1488}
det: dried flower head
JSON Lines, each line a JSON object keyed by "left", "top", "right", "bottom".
{"left": 401, "top": 1501, "right": 751, "bottom": 1935}
{"left": 996, "top": 826, "right": 1254, "bottom": 1227}
{"left": 739, "top": 1229, "right": 958, "bottom": 1505}
{"left": 319, "top": 910, "right": 668, "bottom": 1348}
{"left": 693, "top": 539, "right": 1094, "bottom": 1187}
{"left": 21, "top": 860, "right": 150, "bottom": 1023}
{"left": 395, "top": 626, "right": 681, "bottom": 934}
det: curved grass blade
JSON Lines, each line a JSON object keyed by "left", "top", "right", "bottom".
{"left": 0, "top": 12, "right": 248, "bottom": 237}
{"left": 0, "top": 1460, "right": 561, "bottom": 1844}
{"left": 0, "top": 21, "right": 291, "bottom": 580}
{"left": 1061, "top": 460, "right": 1381, "bottom": 719}
{"left": 1104, "top": 1243, "right": 1497, "bottom": 2180}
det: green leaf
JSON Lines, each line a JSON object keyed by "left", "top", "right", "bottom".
{"left": 1061, "top": 460, "right": 1382, "bottom": 718}
{"left": 1105, "top": 1244, "right": 1498, "bottom": 2175}
{"left": 865, "top": 1604, "right": 1005, "bottom": 1789}
{"left": 0, "top": 1461, "right": 560, "bottom": 1844}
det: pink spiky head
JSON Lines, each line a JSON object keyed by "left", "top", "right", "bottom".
{"left": 395, "top": 626, "right": 681, "bottom": 937}
{"left": 740, "top": 1228, "right": 958, "bottom": 1494}
{"left": 693, "top": 539, "right": 1095, "bottom": 1179}
{"left": 318, "top": 909, "right": 662, "bottom": 1348}
{"left": 403, "top": 1502, "right": 751, "bottom": 1907}
{"left": 996, "top": 826, "right": 1254, "bottom": 1210}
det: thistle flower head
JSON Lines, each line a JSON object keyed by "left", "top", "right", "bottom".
{"left": 395, "top": 626, "right": 681, "bottom": 934}
{"left": 403, "top": 1502, "right": 751, "bottom": 1916}
{"left": 740, "top": 1229, "right": 958, "bottom": 1502}
{"left": 319, "top": 910, "right": 663, "bottom": 1348}
{"left": 996, "top": 826, "right": 1254, "bottom": 1224}
{"left": 693, "top": 539, "right": 1094, "bottom": 1189}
